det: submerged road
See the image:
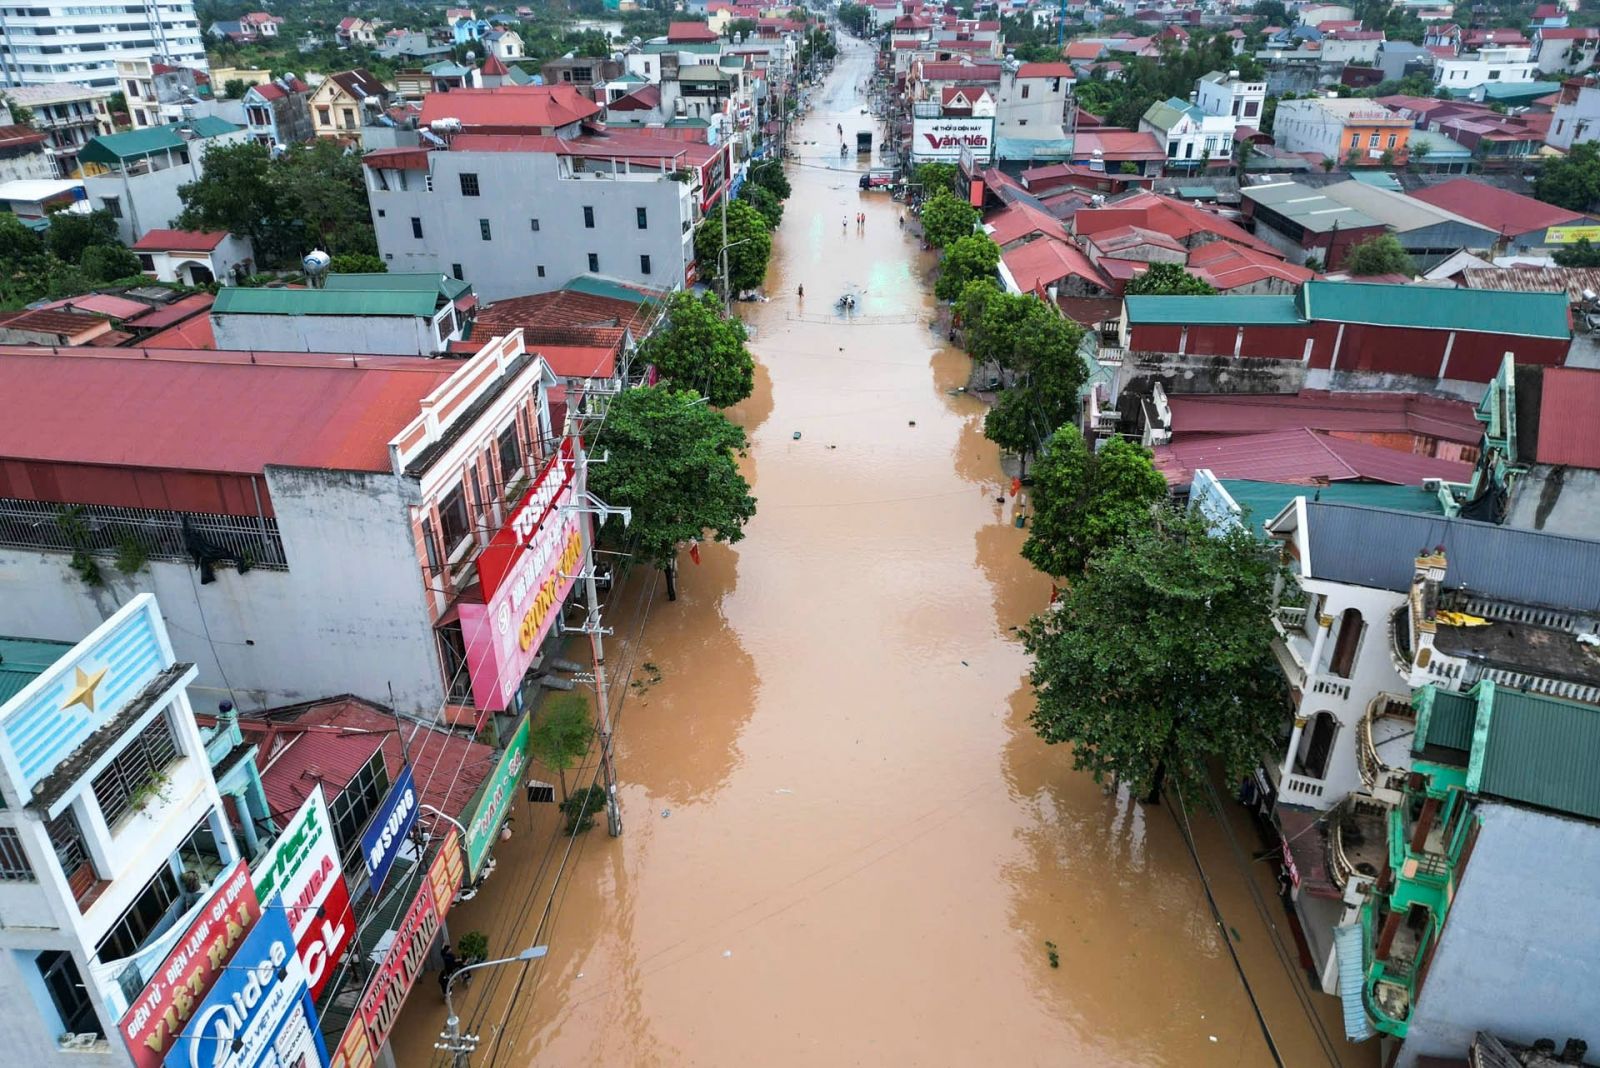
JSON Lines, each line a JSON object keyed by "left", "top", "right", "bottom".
{"left": 393, "top": 34, "right": 1373, "bottom": 1068}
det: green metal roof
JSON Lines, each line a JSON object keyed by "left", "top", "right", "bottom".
{"left": 1406, "top": 129, "right": 1473, "bottom": 160}
{"left": 1453, "top": 80, "right": 1561, "bottom": 103}
{"left": 1125, "top": 294, "right": 1303, "bottom": 326}
{"left": 1349, "top": 170, "right": 1403, "bottom": 191}
{"left": 212, "top": 286, "right": 442, "bottom": 317}
{"left": 1176, "top": 184, "right": 1218, "bottom": 199}
{"left": 1220, "top": 480, "right": 1443, "bottom": 536}
{"left": 0, "top": 636, "right": 73, "bottom": 706}
{"left": 1472, "top": 686, "right": 1600, "bottom": 821}
{"left": 1142, "top": 96, "right": 1201, "bottom": 133}
{"left": 562, "top": 275, "right": 660, "bottom": 305}
{"left": 678, "top": 65, "right": 732, "bottom": 83}
{"left": 1300, "top": 281, "right": 1571, "bottom": 340}
{"left": 78, "top": 117, "right": 241, "bottom": 165}
{"left": 640, "top": 40, "right": 722, "bottom": 54}
{"left": 324, "top": 272, "right": 470, "bottom": 299}
{"left": 1415, "top": 686, "right": 1477, "bottom": 755}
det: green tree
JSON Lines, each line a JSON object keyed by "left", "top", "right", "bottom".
{"left": 739, "top": 181, "right": 784, "bottom": 230}
{"left": 528, "top": 693, "right": 592, "bottom": 802}
{"left": 80, "top": 243, "right": 143, "bottom": 283}
{"left": 176, "top": 140, "right": 296, "bottom": 264}
{"left": 1022, "top": 426, "right": 1167, "bottom": 577}
{"left": 749, "top": 160, "right": 791, "bottom": 200}
{"left": 1535, "top": 141, "right": 1600, "bottom": 211}
{"left": 1124, "top": 262, "right": 1217, "bottom": 296}
{"left": 1554, "top": 237, "right": 1600, "bottom": 267}
{"left": 329, "top": 253, "right": 386, "bottom": 273}
{"left": 914, "top": 161, "right": 958, "bottom": 196}
{"left": 637, "top": 291, "right": 755, "bottom": 408}
{"left": 1023, "top": 511, "right": 1288, "bottom": 803}
{"left": 837, "top": 1, "right": 870, "bottom": 34}
{"left": 694, "top": 199, "right": 773, "bottom": 296}
{"left": 968, "top": 293, "right": 1088, "bottom": 472}
{"left": 276, "top": 138, "right": 377, "bottom": 256}
{"left": 223, "top": 78, "right": 248, "bottom": 99}
{"left": 920, "top": 190, "right": 979, "bottom": 249}
{"left": 725, "top": 17, "right": 758, "bottom": 38}
{"left": 44, "top": 209, "right": 120, "bottom": 265}
{"left": 1344, "top": 233, "right": 1415, "bottom": 276}
{"left": 586, "top": 386, "right": 757, "bottom": 601}
{"left": 0, "top": 92, "right": 33, "bottom": 126}
{"left": 934, "top": 233, "right": 999, "bottom": 301}
{"left": 0, "top": 215, "right": 49, "bottom": 309}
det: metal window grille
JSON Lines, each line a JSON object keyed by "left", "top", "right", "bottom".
{"left": 0, "top": 498, "right": 287, "bottom": 570}
{"left": 0, "top": 827, "right": 35, "bottom": 881}
{"left": 92, "top": 713, "right": 180, "bottom": 828}
{"left": 330, "top": 752, "right": 388, "bottom": 858}
{"left": 459, "top": 172, "right": 480, "bottom": 196}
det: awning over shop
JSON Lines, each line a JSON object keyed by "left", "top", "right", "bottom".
{"left": 1275, "top": 805, "right": 1341, "bottom": 900}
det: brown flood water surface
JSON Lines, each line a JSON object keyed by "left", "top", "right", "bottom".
{"left": 393, "top": 36, "right": 1374, "bottom": 1068}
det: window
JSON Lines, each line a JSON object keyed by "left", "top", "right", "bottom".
{"left": 378, "top": 209, "right": 386, "bottom": 217}
{"left": 438, "top": 484, "right": 471, "bottom": 553}
{"left": 587, "top": 252, "right": 599, "bottom": 272}
{"left": 1167, "top": 140, "right": 1180, "bottom": 158}
{"left": 37, "top": 951, "right": 100, "bottom": 1037}
{"left": 317, "top": 105, "right": 330, "bottom": 125}
{"left": 498, "top": 422, "right": 522, "bottom": 483}
{"left": 340, "top": 106, "right": 355, "bottom": 129}
{"left": 96, "top": 864, "right": 183, "bottom": 961}
{"left": 1369, "top": 131, "right": 1380, "bottom": 148}
{"left": 1349, "top": 132, "right": 1360, "bottom": 148}
{"left": 636, "top": 206, "right": 648, "bottom": 229}
{"left": 411, "top": 216, "right": 423, "bottom": 239}
{"left": 1387, "top": 133, "right": 1397, "bottom": 149}
{"left": 451, "top": 263, "right": 464, "bottom": 280}
{"left": 640, "top": 253, "right": 652, "bottom": 274}
{"left": 0, "top": 827, "right": 33, "bottom": 881}
{"left": 583, "top": 205, "right": 595, "bottom": 228}
{"left": 459, "top": 171, "right": 480, "bottom": 196}
{"left": 329, "top": 751, "right": 388, "bottom": 854}
{"left": 92, "top": 712, "right": 181, "bottom": 827}
{"left": 1299, "top": 711, "right": 1339, "bottom": 780}
{"left": 1021, "top": 83, "right": 1029, "bottom": 98}
{"left": 421, "top": 516, "right": 441, "bottom": 573}
{"left": 1488, "top": 68, "right": 1501, "bottom": 80}
{"left": 1018, "top": 119, "right": 1028, "bottom": 126}
{"left": 479, "top": 218, "right": 492, "bottom": 241}
{"left": 530, "top": 217, "right": 540, "bottom": 231}
{"left": 537, "top": 264, "right": 546, "bottom": 277}
{"left": 101, "top": 196, "right": 121, "bottom": 219}
{"left": 1329, "top": 607, "right": 1365, "bottom": 679}
{"left": 136, "top": 253, "right": 154, "bottom": 271}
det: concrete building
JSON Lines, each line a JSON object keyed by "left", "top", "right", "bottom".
{"left": 1434, "top": 44, "right": 1539, "bottom": 90}
{"left": 0, "top": 122, "right": 51, "bottom": 182}
{"left": 1140, "top": 95, "right": 1235, "bottom": 173}
{"left": 1194, "top": 69, "right": 1266, "bottom": 129}
{"left": 0, "top": 177, "right": 85, "bottom": 220}
{"left": 0, "top": 0, "right": 205, "bottom": 91}
{"left": 1241, "top": 180, "right": 1498, "bottom": 268}
{"left": 0, "top": 594, "right": 244, "bottom": 1066}
{"left": 1, "top": 84, "right": 111, "bottom": 178}
{"left": 1532, "top": 26, "right": 1600, "bottom": 75}
{"left": 129, "top": 228, "right": 253, "bottom": 285}
{"left": 0, "top": 332, "right": 556, "bottom": 718}
{"left": 994, "top": 61, "right": 1074, "bottom": 139}
{"left": 241, "top": 76, "right": 313, "bottom": 147}
{"left": 1319, "top": 29, "right": 1385, "bottom": 67}
{"left": 77, "top": 116, "right": 247, "bottom": 244}
{"left": 366, "top": 86, "right": 725, "bottom": 300}
{"left": 210, "top": 273, "right": 474, "bottom": 354}
{"left": 1271, "top": 97, "right": 1413, "bottom": 165}
{"left": 115, "top": 58, "right": 213, "bottom": 130}
{"left": 1547, "top": 75, "right": 1600, "bottom": 150}
{"left": 308, "top": 69, "right": 390, "bottom": 145}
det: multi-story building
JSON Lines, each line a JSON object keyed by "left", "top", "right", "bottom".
{"left": 1194, "top": 69, "right": 1267, "bottom": 129}
{"left": 1532, "top": 26, "right": 1600, "bottom": 74}
{"left": 0, "top": 594, "right": 247, "bottom": 1066}
{"left": 1139, "top": 95, "right": 1236, "bottom": 172}
{"left": 994, "top": 61, "right": 1074, "bottom": 139}
{"left": 0, "top": 121, "right": 51, "bottom": 181}
{"left": 211, "top": 272, "right": 474, "bottom": 355}
{"left": 1545, "top": 74, "right": 1600, "bottom": 149}
{"left": 241, "top": 75, "right": 313, "bottom": 147}
{"left": 1434, "top": 44, "right": 1539, "bottom": 89}
{"left": 0, "top": 83, "right": 111, "bottom": 178}
{"left": 0, "top": 0, "right": 205, "bottom": 91}
{"left": 115, "top": 57, "right": 228, "bottom": 129}
{"left": 1270, "top": 97, "right": 1413, "bottom": 165}
{"left": 0, "top": 332, "right": 562, "bottom": 720}
{"left": 77, "top": 116, "right": 246, "bottom": 243}
{"left": 367, "top": 86, "right": 725, "bottom": 300}
{"left": 308, "top": 69, "right": 390, "bottom": 145}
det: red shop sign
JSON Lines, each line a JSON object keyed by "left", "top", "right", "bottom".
{"left": 474, "top": 437, "right": 575, "bottom": 600}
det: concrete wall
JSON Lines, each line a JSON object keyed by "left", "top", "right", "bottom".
{"left": 368, "top": 149, "right": 694, "bottom": 301}
{"left": 0, "top": 469, "right": 444, "bottom": 715}
{"left": 212, "top": 310, "right": 443, "bottom": 355}
{"left": 0, "top": 149, "right": 55, "bottom": 184}
{"left": 84, "top": 131, "right": 248, "bottom": 244}
{"left": 1399, "top": 802, "right": 1600, "bottom": 1067}
{"left": 995, "top": 70, "right": 1071, "bottom": 138}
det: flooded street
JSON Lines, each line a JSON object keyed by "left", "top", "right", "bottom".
{"left": 394, "top": 37, "right": 1372, "bottom": 1068}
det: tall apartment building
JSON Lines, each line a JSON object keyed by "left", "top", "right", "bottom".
{"left": 0, "top": 0, "right": 206, "bottom": 91}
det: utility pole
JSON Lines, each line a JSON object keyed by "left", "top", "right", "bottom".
{"left": 565, "top": 426, "right": 630, "bottom": 837}
{"left": 436, "top": 946, "right": 548, "bottom": 1066}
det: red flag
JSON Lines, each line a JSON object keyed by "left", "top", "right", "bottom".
{"left": 1049, "top": 585, "right": 1059, "bottom": 604}
{"left": 689, "top": 542, "right": 702, "bottom": 565}
{"left": 1010, "top": 477, "right": 1022, "bottom": 498}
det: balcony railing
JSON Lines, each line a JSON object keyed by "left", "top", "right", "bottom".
{"left": 1280, "top": 773, "right": 1326, "bottom": 804}
{"left": 0, "top": 498, "right": 287, "bottom": 571}
{"left": 1358, "top": 692, "right": 1413, "bottom": 792}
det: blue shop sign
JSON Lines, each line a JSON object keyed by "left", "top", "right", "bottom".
{"left": 359, "top": 765, "right": 418, "bottom": 892}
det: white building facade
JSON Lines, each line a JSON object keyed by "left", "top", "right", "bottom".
{"left": 1548, "top": 78, "right": 1600, "bottom": 150}
{"left": 1, "top": 83, "right": 111, "bottom": 177}
{"left": 1195, "top": 70, "right": 1267, "bottom": 129}
{"left": 0, "top": 595, "right": 241, "bottom": 1068}
{"left": 0, "top": 0, "right": 206, "bottom": 91}
{"left": 1433, "top": 46, "right": 1539, "bottom": 89}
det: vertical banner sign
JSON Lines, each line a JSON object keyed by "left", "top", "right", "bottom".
{"left": 326, "top": 830, "right": 463, "bottom": 1068}
{"left": 251, "top": 787, "right": 356, "bottom": 1001}
{"left": 163, "top": 896, "right": 328, "bottom": 1068}
{"left": 460, "top": 438, "right": 582, "bottom": 714}
{"left": 463, "top": 714, "right": 531, "bottom": 879}
{"left": 120, "top": 860, "right": 262, "bottom": 1068}
{"left": 359, "top": 765, "right": 418, "bottom": 894}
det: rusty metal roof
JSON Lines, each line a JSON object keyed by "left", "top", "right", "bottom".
{"left": 1534, "top": 367, "right": 1600, "bottom": 468}
{"left": 1458, "top": 266, "right": 1600, "bottom": 302}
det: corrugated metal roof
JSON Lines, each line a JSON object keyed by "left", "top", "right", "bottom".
{"left": 1242, "top": 181, "right": 1382, "bottom": 233}
{"left": 1534, "top": 368, "right": 1600, "bottom": 468}
{"left": 212, "top": 287, "right": 440, "bottom": 317}
{"left": 1418, "top": 686, "right": 1477, "bottom": 753}
{"left": 1301, "top": 280, "right": 1571, "bottom": 340}
{"left": 1409, "top": 178, "right": 1584, "bottom": 237}
{"left": 1334, "top": 924, "right": 1375, "bottom": 1041}
{"left": 1300, "top": 501, "right": 1600, "bottom": 612}
{"left": 1477, "top": 687, "right": 1600, "bottom": 820}
{"left": 1157, "top": 427, "right": 1472, "bottom": 485}
{"left": 1170, "top": 390, "right": 1481, "bottom": 443}
{"left": 0, "top": 636, "right": 73, "bottom": 705}
{"left": 324, "top": 271, "right": 470, "bottom": 299}
{"left": 77, "top": 117, "right": 239, "bottom": 165}
{"left": 1458, "top": 266, "right": 1600, "bottom": 301}
{"left": 1126, "top": 294, "right": 1303, "bottom": 325}
{"left": 1221, "top": 480, "right": 1443, "bottom": 535}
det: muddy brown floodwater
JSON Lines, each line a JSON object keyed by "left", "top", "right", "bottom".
{"left": 391, "top": 36, "right": 1377, "bottom": 1068}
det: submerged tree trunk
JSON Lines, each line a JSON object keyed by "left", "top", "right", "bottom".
{"left": 1143, "top": 759, "right": 1166, "bottom": 806}
{"left": 665, "top": 560, "right": 678, "bottom": 602}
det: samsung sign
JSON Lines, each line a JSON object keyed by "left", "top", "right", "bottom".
{"left": 910, "top": 117, "right": 995, "bottom": 163}
{"left": 361, "top": 765, "right": 418, "bottom": 892}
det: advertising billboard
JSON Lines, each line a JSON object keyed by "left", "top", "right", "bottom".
{"left": 1546, "top": 225, "right": 1600, "bottom": 244}
{"left": 163, "top": 897, "right": 327, "bottom": 1068}
{"left": 359, "top": 765, "right": 418, "bottom": 894}
{"left": 120, "top": 860, "right": 262, "bottom": 1068}
{"left": 251, "top": 787, "right": 355, "bottom": 1001}
{"left": 463, "top": 714, "right": 530, "bottom": 879}
{"left": 458, "top": 461, "right": 584, "bottom": 713}
{"left": 910, "top": 117, "right": 994, "bottom": 163}
{"left": 473, "top": 439, "right": 574, "bottom": 600}
{"left": 327, "top": 830, "right": 463, "bottom": 1068}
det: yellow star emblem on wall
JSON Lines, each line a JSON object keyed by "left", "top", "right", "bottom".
{"left": 63, "top": 666, "right": 108, "bottom": 713}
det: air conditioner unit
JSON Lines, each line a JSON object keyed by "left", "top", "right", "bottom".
{"left": 1422, "top": 478, "right": 1443, "bottom": 492}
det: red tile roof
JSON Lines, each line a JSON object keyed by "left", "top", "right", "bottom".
{"left": 0, "top": 308, "right": 108, "bottom": 338}
{"left": 985, "top": 201, "right": 1071, "bottom": 246}
{"left": 1534, "top": 368, "right": 1600, "bottom": 468}
{"left": 1153, "top": 427, "right": 1474, "bottom": 485}
{"left": 1017, "top": 61, "right": 1075, "bottom": 77}
{"left": 667, "top": 20, "right": 719, "bottom": 42}
{"left": 609, "top": 83, "right": 661, "bottom": 110}
{"left": 1537, "top": 27, "right": 1600, "bottom": 38}
{"left": 1070, "top": 128, "right": 1166, "bottom": 161}
{"left": 1075, "top": 190, "right": 1280, "bottom": 255}
{"left": 479, "top": 288, "right": 656, "bottom": 336}
{"left": 480, "top": 52, "right": 508, "bottom": 76}
{"left": 1166, "top": 390, "right": 1481, "bottom": 444}
{"left": 1085, "top": 224, "right": 1188, "bottom": 256}
{"left": 1408, "top": 178, "right": 1585, "bottom": 237}
{"left": 130, "top": 228, "right": 229, "bottom": 252}
{"left": 39, "top": 293, "right": 151, "bottom": 320}
{"left": 327, "top": 68, "right": 386, "bottom": 101}
{"left": 139, "top": 313, "right": 214, "bottom": 349}
{"left": 1065, "top": 41, "right": 1104, "bottom": 60}
{"left": 1185, "top": 241, "right": 1316, "bottom": 291}
{"left": 420, "top": 85, "right": 602, "bottom": 132}
{"left": 919, "top": 60, "right": 1001, "bottom": 81}
{"left": 0, "top": 124, "right": 47, "bottom": 149}
{"left": 122, "top": 292, "right": 214, "bottom": 329}
{"left": 1001, "top": 237, "right": 1108, "bottom": 295}
{"left": 0, "top": 348, "right": 453, "bottom": 474}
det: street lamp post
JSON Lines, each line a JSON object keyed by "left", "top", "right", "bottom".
{"left": 435, "top": 945, "right": 549, "bottom": 1067}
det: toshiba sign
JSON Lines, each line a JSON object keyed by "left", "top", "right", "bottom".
{"left": 911, "top": 117, "right": 994, "bottom": 163}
